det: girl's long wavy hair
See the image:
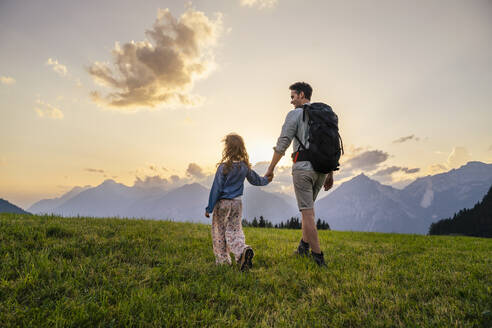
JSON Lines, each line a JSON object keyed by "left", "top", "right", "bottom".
{"left": 218, "top": 133, "right": 251, "bottom": 174}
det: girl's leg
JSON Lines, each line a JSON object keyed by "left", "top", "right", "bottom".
{"left": 211, "top": 200, "right": 232, "bottom": 265}
{"left": 224, "top": 200, "right": 248, "bottom": 262}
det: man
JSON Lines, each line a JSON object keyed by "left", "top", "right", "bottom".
{"left": 265, "top": 82, "right": 334, "bottom": 267}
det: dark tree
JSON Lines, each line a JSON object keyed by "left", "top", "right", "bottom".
{"left": 429, "top": 184, "right": 492, "bottom": 238}
{"left": 259, "top": 216, "right": 266, "bottom": 228}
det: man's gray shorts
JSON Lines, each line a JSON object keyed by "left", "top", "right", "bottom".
{"left": 292, "top": 170, "right": 327, "bottom": 211}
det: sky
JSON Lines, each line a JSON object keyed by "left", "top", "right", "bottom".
{"left": 1, "top": 0, "right": 491, "bottom": 208}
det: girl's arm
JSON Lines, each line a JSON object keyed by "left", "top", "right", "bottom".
{"left": 206, "top": 165, "right": 225, "bottom": 214}
{"left": 246, "top": 167, "right": 269, "bottom": 186}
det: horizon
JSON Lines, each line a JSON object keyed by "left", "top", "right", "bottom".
{"left": 1, "top": 0, "right": 492, "bottom": 208}
{"left": 16, "top": 160, "right": 492, "bottom": 210}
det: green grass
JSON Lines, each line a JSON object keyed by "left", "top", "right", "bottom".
{"left": 1, "top": 213, "right": 491, "bottom": 327}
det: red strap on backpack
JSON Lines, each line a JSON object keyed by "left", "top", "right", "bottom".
{"left": 293, "top": 151, "right": 299, "bottom": 163}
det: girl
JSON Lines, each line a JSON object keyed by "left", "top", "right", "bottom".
{"left": 205, "top": 133, "right": 271, "bottom": 270}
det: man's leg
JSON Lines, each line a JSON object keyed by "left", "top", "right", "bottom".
{"left": 293, "top": 170, "right": 317, "bottom": 254}
{"left": 301, "top": 208, "right": 321, "bottom": 254}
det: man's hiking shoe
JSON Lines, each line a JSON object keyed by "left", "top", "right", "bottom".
{"left": 238, "top": 247, "right": 254, "bottom": 271}
{"left": 294, "top": 239, "right": 310, "bottom": 257}
{"left": 311, "top": 250, "right": 327, "bottom": 267}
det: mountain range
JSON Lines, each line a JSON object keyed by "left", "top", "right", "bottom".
{"left": 26, "top": 161, "right": 492, "bottom": 234}
{"left": 316, "top": 161, "right": 492, "bottom": 233}
{"left": 28, "top": 180, "right": 298, "bottom": 224}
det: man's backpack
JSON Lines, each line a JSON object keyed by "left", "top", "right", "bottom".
{"left": 292, "top": 102, "right": 344, "bottom": 173}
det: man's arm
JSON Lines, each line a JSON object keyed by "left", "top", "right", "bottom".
{"left": 324, "top": 171, "right": 334, "bottom": 191}
{"left": 266, "top": 110, "right": 299, "bottom": 180}
{"left": 265, "top": 151, "right": 283, "bottom": 180}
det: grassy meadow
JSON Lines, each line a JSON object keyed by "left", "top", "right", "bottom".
{"left": 0, "top": 213, "right": 491, "bottom": 327}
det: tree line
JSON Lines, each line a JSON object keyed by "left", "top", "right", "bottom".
{"left": 429, "top": 184, "right": 492, "bottom": 238}
{"left": 242, "top": 216, "right": 330, "bottom": 230}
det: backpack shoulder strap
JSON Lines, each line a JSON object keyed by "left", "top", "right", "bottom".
{"left": 295, "top": 104, "right": 311, "bottom": 150}
{"left": 302, "top": 103, "right": 311, "bottom": 122}
{"left": 294, "top": 135, "right": 306, "bottom": 151}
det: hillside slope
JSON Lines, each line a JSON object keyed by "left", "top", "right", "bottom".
{"left": 429, "top": 185, "right": 492, "bottom": 237}
{"left": 1, "top": 213, "right": 491, "bottom": 327}
{"left": 0, "top": 199, "right": 30, "bottom": 214}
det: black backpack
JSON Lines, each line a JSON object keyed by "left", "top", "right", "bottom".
{"left": 292, "top": 102, "right": 344, "bottom": 173}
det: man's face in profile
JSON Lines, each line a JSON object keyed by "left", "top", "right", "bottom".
{"left": 290, "top": 90, "right": 304, "bottom": 108}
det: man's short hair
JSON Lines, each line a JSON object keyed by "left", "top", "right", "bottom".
{"left": 289, "top": 82, "right": 312, "bottom": 100}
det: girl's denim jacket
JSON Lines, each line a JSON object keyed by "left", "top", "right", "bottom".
{"left": 206, "top": 161, "right": 269, "bottom": 213}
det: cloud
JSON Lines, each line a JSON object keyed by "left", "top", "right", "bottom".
{"left": 46, "top": 58, "right": 68, "bottom": 76}
{"left": 343, "top": 150, "right": 389, "bottom": 172}
{"left": 134, "top": 172, "right": 204, "bottom": 191}
{"left": 240, "top": 0, "right": 278, "bottom": 9}
{"left": 429, "top": 163, "right": 448, "bottom": 174}
{"left": 186, "top": 162, "right": 206, "bottom": 179}
{"left": 85, "top": 168, "right": 105, "bottom": 174}
{"left": 252, "top": 161, "right": 294, "bottom": 194}
{"left": 370, "top": 165, "right": 420, "bottom": 185}
{"left": 420, "top": 183, "right": 434, "bottom": 208}
{"left": 134, "top": 175, "right": 174, "bottom": 189}
{"left": 447, "top": 147, "right": 471, "bottom": 168}
{"left": 393, "top": 134, "right": 420, "bottom": 144}
{"left": 134, "top": 161, "right": 215, "bottom": 191}
{"left": 372, "top": 166, "right": 420, "bottom": 177}
{"left": 87, "top": 6, "right": 223, "bottom": 110}
{"left": 34, "top": 100, "right": 64, "bottom": 119}
{"left": 46, "top": 59, "right": 82, "bottom": 87}
{"left": 0, "top": 76, "right": 16, "bottom": 85}
{"left": 170, "top": 175, "right": 181, "bottom": 184}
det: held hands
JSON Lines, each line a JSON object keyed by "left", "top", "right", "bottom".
{"left": 265, "top": 168, "right": 274, "bottom": 182}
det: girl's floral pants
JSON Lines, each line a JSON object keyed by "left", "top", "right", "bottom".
{"left": 211, "top": 199, "right": 248, "bottom": 264}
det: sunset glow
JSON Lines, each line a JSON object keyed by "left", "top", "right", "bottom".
{"left": 1, "top": 0, "right": 491, "bottom": 208}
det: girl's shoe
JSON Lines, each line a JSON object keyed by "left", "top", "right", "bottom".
{"left": 239, "top": 246, "right": 254, "bottom": 271}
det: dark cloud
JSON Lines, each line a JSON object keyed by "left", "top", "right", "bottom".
{"left": 334, "top": 149, "right": 390, "bottom": 182}
{"left": 343, "top": 150, "right": 389, "bottom": 172}
{"left": 170, "top": 175, "right": 181, "bottom": 183}
{"left": 134, "top": 175, "right": 171, "bottom": 189}
{"left": 133, "top": 164, "right": 212, "bottom": 191}
{"left": 393, "top": 134, "right": 420, "bottom": 144}
{"left": 85, "top": 168, "right": 105, "bottom": 174}
{"left": 186, "top": 163, "right": 206, "bottom": 179}
{"left": 88, "top": 7, "right": 223, "bottom": 110}
{"left": 372, "top": 166, "right": 402, "bottom": 177}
